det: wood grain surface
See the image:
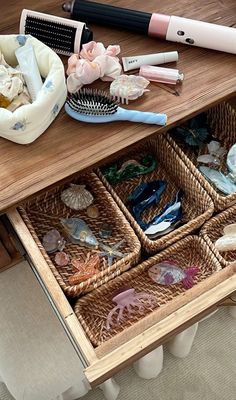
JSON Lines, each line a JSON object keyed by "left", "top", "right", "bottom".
{"left": 1, "top": 0, "right": 236, "bottom": 211}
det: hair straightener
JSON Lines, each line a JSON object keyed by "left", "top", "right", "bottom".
{"left": 62, "top": 0, "right": 236, "bottom": 54}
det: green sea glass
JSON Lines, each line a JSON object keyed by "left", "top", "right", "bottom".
{"left": 102, "top": 154, "right": 157, "bottom": 184}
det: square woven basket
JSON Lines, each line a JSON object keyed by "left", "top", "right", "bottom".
{"left": 97, "top": 134, "right": 214, "bottom": 255}
{"left": 18, "top": 172, "right": 141, "bottom": 297}
{"left": 166, "top": 102, "right": 236, "bottom": 211}
{"left": 74, "top": 235, "right": 222, "bottom": 347}
{"left": 200, "top": 204, "right": 236, "bottom": 268}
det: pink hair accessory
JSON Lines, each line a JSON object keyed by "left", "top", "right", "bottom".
{"left": 110, "top": 74, "right": 150, "bottom": 104}
{"left": 66, "top": 41, "right": 122, "bottom": 93}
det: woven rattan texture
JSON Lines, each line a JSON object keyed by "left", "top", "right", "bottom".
{"left": 166, "top": 102, "right": 236, "bottom": 211}
{"left": 19, "top": 173, "right": 141, "bottom": 297}
{"left": 97, "top": 135, "right": 214, "bottom": 254}
{"left": 200, "top": 204, "right": 236, "bottom": 267}
{"left": 75, "top": 235, "right": 221, "bottom": 346}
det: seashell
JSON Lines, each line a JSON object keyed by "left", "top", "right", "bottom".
{"left": 61, "top": 184, "right": 94, "bottom": 210}
{"left": 110, "top": 74, "right": 150, "bottom": 104}
{"left": 60, "top": 217, "right": 98, "bottom": 248}
{"left": 86, "top": 204, "right": 99, "bottom": 218}
{"left": 42, "top": 229, "right": 66, "bottom": 253}
{"left": 55, "top": 251, "right": 70, "bottom": 266}
{"left": 227, "top": 143, "right": 236, "bottom": 179}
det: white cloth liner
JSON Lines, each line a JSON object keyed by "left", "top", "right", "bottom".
{"left": 0, "top": 35, "right": 67, "bottom": 144}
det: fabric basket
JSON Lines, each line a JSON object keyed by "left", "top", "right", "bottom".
{"left": 0, "top": 34, "right": 67, "bottom": 144}
{"left": 200, "top": 204, "right": 236, "bottom": 267}
{"left": 97, "top": 134, "right": 214, "bottom": 255}
{"left": 74, "top": 235, "right": 221, "bottom": 346}
{"left": 18, "top": 172, "right": 141, "bottom": 297}
{"left": 166, "top": 102, "right": 236, "bottom": 211}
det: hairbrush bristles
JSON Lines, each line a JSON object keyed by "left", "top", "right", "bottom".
{"left": 67, "top": 89, "right": 118, "bottom": 116}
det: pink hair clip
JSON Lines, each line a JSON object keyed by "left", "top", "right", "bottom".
{"left": 110, "top": 74, "right": 150, "bottom": 104}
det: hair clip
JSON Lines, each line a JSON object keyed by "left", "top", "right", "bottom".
{"left": 170, "top": 113, "right": 210, "bottom": 147}
{"left": 42, "top": 229, "right": 66, "bottom": 253}
{"left": 148, "top": 261, "right": 199, "bottom": 289}
{"left": 128, "top": 180, "right": 166, "bottom": 228}
{"left": 199, "top": 166, "right": 236, "bottom": 195}
{"left": 197, "top": 140, "right": 226, "bottom": 167}
{"left": 106, "top": 288, "right": 157, "bottom": 330}
{"left": 110, "top": 74, "right": 150, "bottom": 104}
{"left": 144, "top": 190, "right": 182, "bottom": 237}
{"left": 215, "top": 223, "right": 236, "bottom": 252}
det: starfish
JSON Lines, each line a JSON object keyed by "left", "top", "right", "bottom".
{"left": 98, "top": 240, "right": 126, "bottom": 266}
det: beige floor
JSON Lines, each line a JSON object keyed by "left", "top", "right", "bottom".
{"left": 1, "top": 307, "right": 236, "bottom": 400}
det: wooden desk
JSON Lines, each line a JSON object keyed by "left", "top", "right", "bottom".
{"left": 1, "top": 0, "right": 236, "bottom": 212}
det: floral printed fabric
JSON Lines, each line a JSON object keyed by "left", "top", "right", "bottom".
{"left": 0, "top": 35, "right": 67, "bottom": 144}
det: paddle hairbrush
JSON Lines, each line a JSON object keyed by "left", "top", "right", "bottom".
{"left": 65, "top": 89, "right": 167, "bottom": 125}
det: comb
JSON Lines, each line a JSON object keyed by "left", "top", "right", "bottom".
{"left": 20, "top": 9, "right": 93, "bottom": 56}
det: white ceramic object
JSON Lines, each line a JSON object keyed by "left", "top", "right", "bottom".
{"left": 99, "top": 378, "right": 120, "bottom": 400}
{"left": 228, "top": 292, "right": 236, "bottom": 319}
{"left": 133, "top": 346, "right": 164, "bottom": 379}
{"left": 166, "top": 323, "right": 199, "bottom": 358}
{"left": 0, "top": 34, "right": 67, "bottom": 144}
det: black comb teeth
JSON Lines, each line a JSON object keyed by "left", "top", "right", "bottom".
{"left": 67, "top": 89, "right": 118, "bottom": 116}
{"left": 24, "top": 15, "right": 76, "bottom": 54}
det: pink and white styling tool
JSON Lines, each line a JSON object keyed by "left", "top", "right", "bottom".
{"left": 63, "top": 0, "right": 236, "bottom": 54}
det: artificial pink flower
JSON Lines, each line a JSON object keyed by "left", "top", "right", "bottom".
{"left": 80, "top": 41, "right": 106, "bottom": 61}
{"left": 105, "top": 45, "right": 120, "bottom": 57}
{"left": 67, "top": 53, "right": 79, "bottom": 75}
{"left": 66, "top": 41, "right": 122, "bottom": 92}
{"left": 95, "top": 55, "right": 122, "bottom": 81}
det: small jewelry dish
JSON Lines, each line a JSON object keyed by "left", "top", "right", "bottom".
{"left": 0, "top": 34, "right": 67, "bottom": 144}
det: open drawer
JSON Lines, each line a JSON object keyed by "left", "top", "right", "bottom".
{"left": 5, "top": 206, "right": 236, "bottom": 388}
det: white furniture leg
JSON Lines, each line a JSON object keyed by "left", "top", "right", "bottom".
{"left": 228, "top": 292, "right": 236, "bottom": 319}
{"left": 133, "top": 346, "right": 164, "bottom": 379}
{"left": 99, "top": 378, "right": 120, "bottom": 400}
{"left": 167, "top": 323, "right": 199, "bottom": 358}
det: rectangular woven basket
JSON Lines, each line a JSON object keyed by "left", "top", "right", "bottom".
{"left": 200, "top": 204, "right": 236, "bottom": 268}
{"left": 166, "top": 102, "right": 236, "bottom": 211}
{"left": 74, "top": 235, "right": 222, "bottom": 347}
{"left": 18, "top": 172, "right": 141, "bottom": 297}
{"left": 97, "top": 134, "right": 214, "bottom": 255}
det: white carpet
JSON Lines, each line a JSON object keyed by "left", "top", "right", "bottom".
{"left": 1, "top": 308, "right": 236, "bottom": 400}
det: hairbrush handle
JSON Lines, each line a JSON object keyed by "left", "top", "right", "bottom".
{"left": 65, "top": 104, "right": 167, "bottom": 126}
{"left": 116, "top": 107, "right": 167, "bottom": 125}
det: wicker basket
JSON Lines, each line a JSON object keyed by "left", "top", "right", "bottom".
{"left": 74, "top": 235, "right": 221, "bottom": 347}
{"left": 166, "top": 102, "right": 236, "bottom": 211}
{"left": 18, "top": 172, "right": 141, "bottom": 297}
{"left": 200, "top": 204, "right": 236, "bottom": 267}
{"left": 97, "top": 135, "right": 214, "bottom": 255}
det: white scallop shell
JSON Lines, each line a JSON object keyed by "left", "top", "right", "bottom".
{"left": 61, "top": 184, "right": 94, "bottom": 210}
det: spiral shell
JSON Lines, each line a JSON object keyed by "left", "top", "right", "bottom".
{"left": 61, "top": 184, "right": 94, "bottom": 210}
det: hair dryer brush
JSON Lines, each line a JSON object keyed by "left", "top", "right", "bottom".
{"left": 65, "top": 89, "right": 167, "bottom": 125}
